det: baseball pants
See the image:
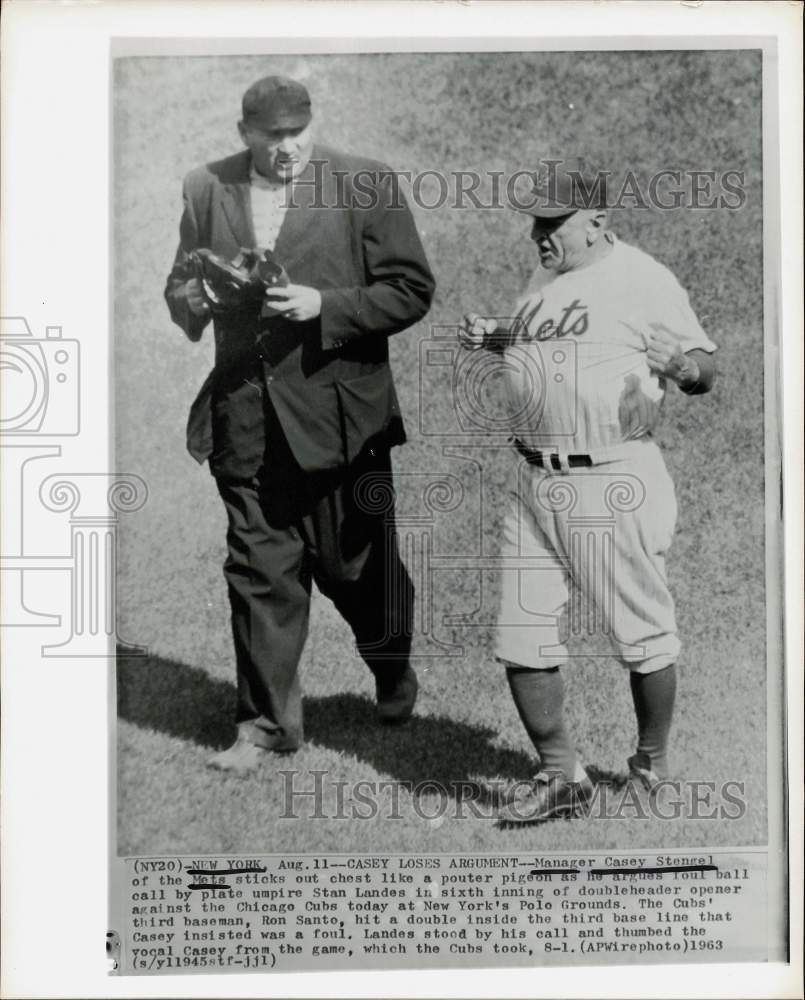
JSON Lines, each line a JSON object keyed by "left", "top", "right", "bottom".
{"left": 495, "top": 440, "right": 680, "bottom": 674}
{"left": 216, "top": 444, "right": 414, "bottom": 747}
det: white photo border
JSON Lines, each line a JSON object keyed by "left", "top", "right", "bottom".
{"left": 1, "top": 2, "right": 802, "bottom": 998}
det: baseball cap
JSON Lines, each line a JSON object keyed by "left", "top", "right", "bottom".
{"left": 241, "top": 75, "right": 312, "bottom": 131}
{"left": 514, "top": 157, "right": 609, "bottom": 218}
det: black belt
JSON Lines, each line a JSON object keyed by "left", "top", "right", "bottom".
{"left": 512, "top": 438, "right": 593, "bottom": 469}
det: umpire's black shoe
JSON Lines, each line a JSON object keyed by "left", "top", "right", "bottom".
{"left": 375, "top": 664, "right": 418, "bottom": 724}
{"left": 497, "top": 770, "right": 594, "bottom": 826}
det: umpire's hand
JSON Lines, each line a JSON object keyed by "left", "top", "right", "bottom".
{"left": 458, "top": 313, "right": 498, "bottom": 350}
{"left": 184, "top": 278, "right": 211, "bottom": 317}
{"left": 264, "top": 284, "right": 322, "bottom": 321}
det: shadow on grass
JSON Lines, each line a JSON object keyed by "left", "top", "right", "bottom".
{"left": 302, "top": 693, "right": 535, "bottom": 807}
{"left": 117, "top": 652, "right": 624, "bottom": 806}
{"left": 117, "top": 652, "right": 238, "bottom": 751}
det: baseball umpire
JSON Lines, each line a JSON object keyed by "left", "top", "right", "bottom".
{"left": 165, "top": 75, "right": 435, "bottom": 774}
{"left": 458, "top": 158, "right": 716, "bottom": 823}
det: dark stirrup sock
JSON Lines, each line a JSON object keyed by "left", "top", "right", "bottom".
{"left": 629, "top": 664, "right": 677, "bottom": 779}
{"left": 506, "top": 665, "right": 577, "bottom": 780}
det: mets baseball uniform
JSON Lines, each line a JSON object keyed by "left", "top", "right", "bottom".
{"left": 494, "top": 234, "right": 717, "bottom": 674}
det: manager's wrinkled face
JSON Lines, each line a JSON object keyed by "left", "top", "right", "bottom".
{"left": 530, "top": 208, "right": 608, "bottom": 273}
{"left": 238, "top": 120, "right": 314, "bottom": 184}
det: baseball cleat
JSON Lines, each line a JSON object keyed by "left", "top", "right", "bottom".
{"left": 497, "top": 770, "right": 594, "bottom": 826}
{"left": 627, "top": 752, "right": 662, "bottom": 791}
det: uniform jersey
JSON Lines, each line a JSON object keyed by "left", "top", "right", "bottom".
{"left": 503, "top": 236, "right": 717, "bottom": 454}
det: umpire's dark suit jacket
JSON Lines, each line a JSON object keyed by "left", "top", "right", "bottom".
{"left": 165, "top": 146, "right": 435, "bottom": 480}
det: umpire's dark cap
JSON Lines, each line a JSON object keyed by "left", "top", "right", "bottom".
{"left": 241, "top": 76, "right": 312, "bottom": 131}
{"left": 515, "top": 157, "right": 608, "bottom": 218}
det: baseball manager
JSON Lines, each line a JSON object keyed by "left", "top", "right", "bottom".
{"left": 458, "top": 158, "right": 716, "bottom": 823}
{"left": 165, "top": 75, "right": 435, "bottom": 774}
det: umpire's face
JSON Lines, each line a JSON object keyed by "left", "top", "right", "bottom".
{"left": 238, "top": 120, "right": 314, "bottom": 184}
{"left": 530, "top": 209, "right": 607, "bottom": 273}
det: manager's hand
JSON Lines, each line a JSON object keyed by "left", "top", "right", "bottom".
{"left": 264, "top": 284, "right": 322, "bottom": 321}
{"left": 185, "top": 278, "right": 211, "bottom": 317}
{"left": 618, "top": 373, "right": 658, "bottom": 440}
{"left": 458, "top": 313, "right": 498, "bottom": 351}
{"left": 646, "top": 328, "right": 699, "bottom": 386}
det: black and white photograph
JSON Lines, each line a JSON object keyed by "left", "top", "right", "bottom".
{"left": 116, "top": 47, "right": 767, "bottom": 854}
{"left": 106, "top": 38, "right": 787, "bottom": 975}
{"left": 1, "top": 1, "right": 802, "bottom": 996}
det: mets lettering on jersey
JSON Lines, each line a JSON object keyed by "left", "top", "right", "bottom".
{"left": 458, "top": 174, "right": 717, "bottom": 822}
{"left": 504, "top": 237, "right": 716, "bottom": 454}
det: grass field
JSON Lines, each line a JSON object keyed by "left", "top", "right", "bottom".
{"left": 114, "top": 49, "right": 767, "bottom": 855}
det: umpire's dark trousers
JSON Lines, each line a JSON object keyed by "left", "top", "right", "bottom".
{"left": 215, "top": 439, "right": 414, "bottom": 749}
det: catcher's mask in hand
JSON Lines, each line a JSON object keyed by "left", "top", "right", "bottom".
{"left": 190, "top": 247, "right": 289, "bottom": 314}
